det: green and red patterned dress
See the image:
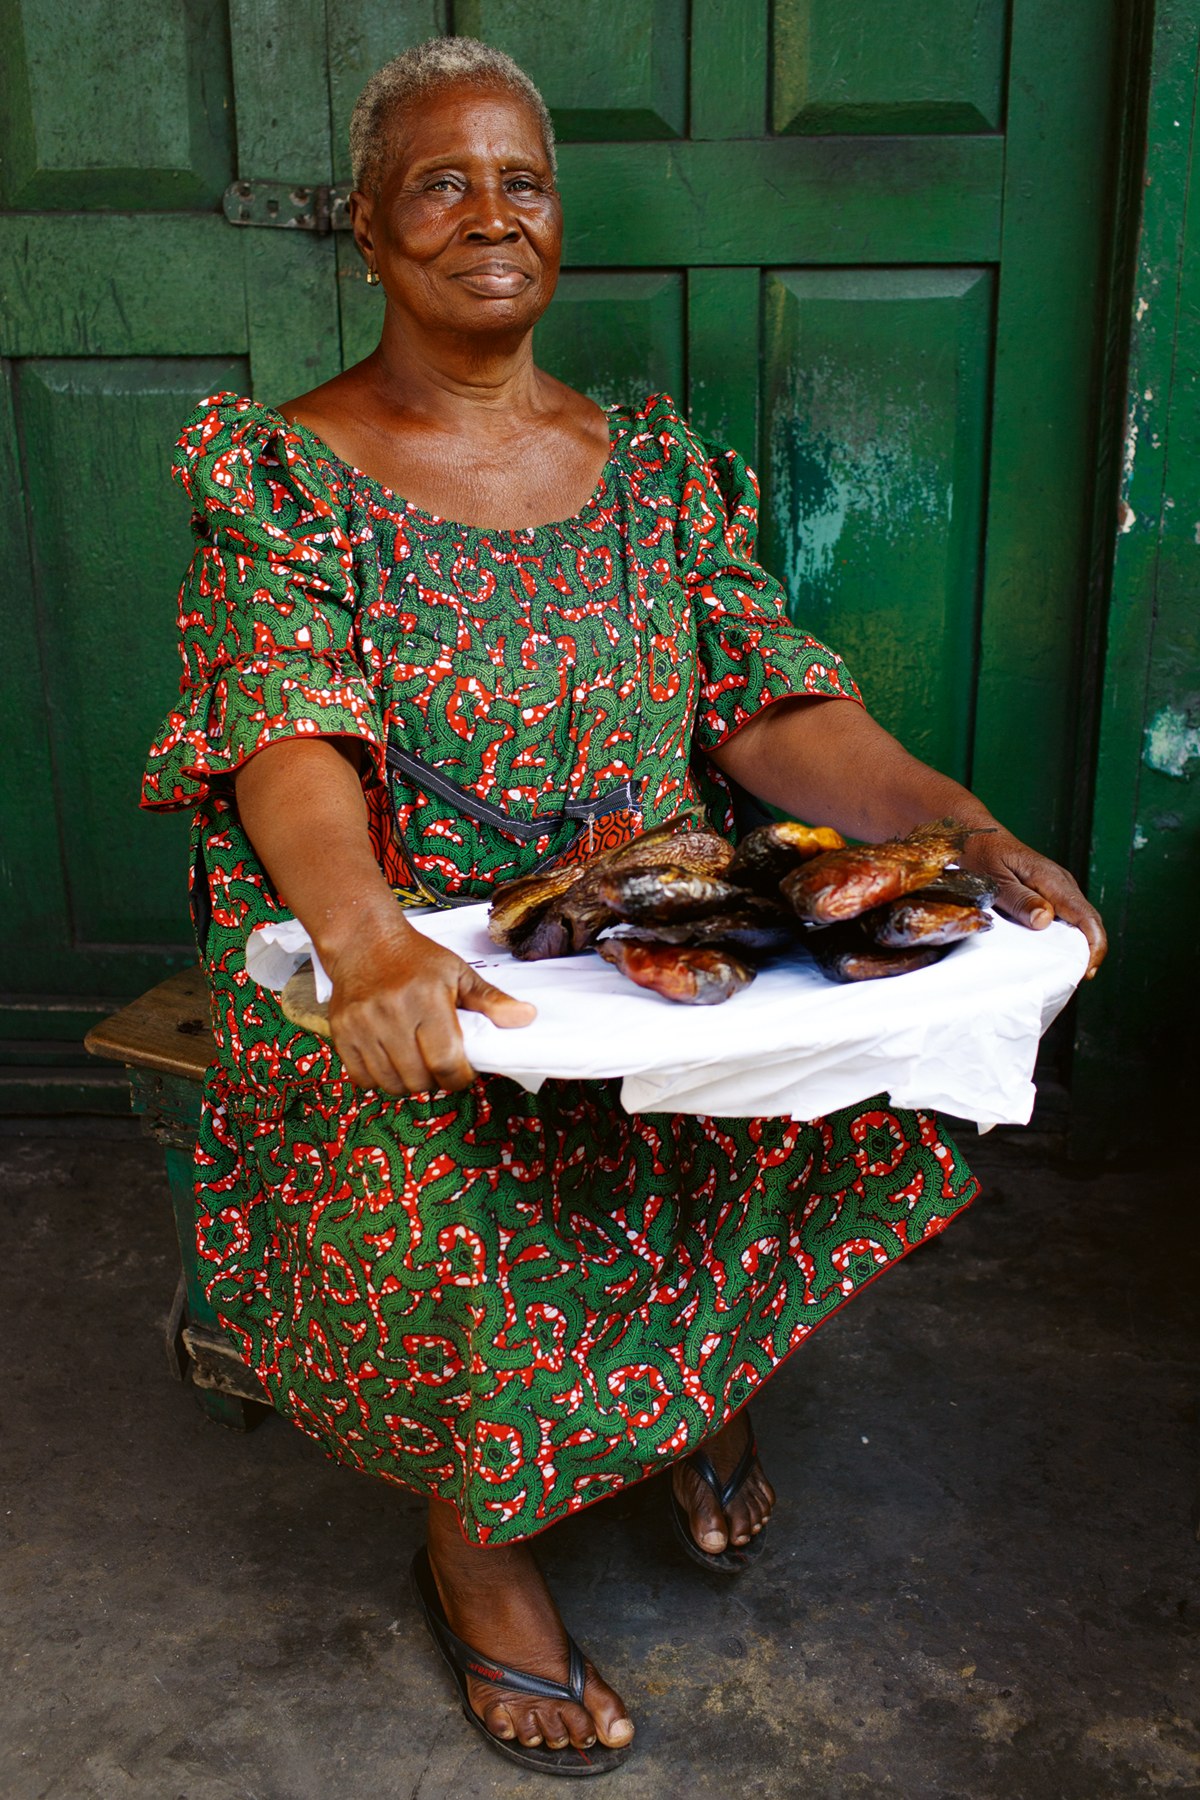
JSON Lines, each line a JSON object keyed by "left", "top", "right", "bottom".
{"left": 142, "top": 391, "right": 977, "bottom": 1545}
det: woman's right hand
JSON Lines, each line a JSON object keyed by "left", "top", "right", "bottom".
{"left": 323, "top": 910, "right": 537, "bottom": 1096}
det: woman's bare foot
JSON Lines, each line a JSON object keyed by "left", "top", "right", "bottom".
{"left": 671, "top": 1409, "right": 776, "bottom": 1554}
{"left": 425, "top": 1498, "right": 635, "bottom": 1755}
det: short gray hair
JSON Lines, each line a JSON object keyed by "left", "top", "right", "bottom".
{"left": 350, "top": 37, "right": 557, "bottom": 193}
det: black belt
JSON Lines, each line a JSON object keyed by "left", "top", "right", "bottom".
{"left": 384, "top": 744, "right": 643, "bottom": 907}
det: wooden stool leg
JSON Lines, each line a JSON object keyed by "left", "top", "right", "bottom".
{"left": 161, "top": 1141, "right": 266, "bottom": 1431}
{"left": 85, "top": 975, "right": 271, "bottom": 1432}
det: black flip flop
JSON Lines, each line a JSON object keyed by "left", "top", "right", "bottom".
{"left": 668, "top": 1412, "right": 769, "bottom": 1574}
{"left": 410, "top": 1546, "right": 632, "bottom": 1778}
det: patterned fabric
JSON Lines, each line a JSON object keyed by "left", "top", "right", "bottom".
{"left": 143, "top": 391, "right": 977, "bottom": 1544}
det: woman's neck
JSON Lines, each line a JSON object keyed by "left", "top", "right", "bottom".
{"left": 277, "top": 314, "right": 612, "bottom": 530}
{"left": 362, "top": 308, "right": 550, "bottom": 434}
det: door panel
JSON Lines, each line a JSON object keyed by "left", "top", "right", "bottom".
{"left": 690, "top": 0, "right": 768, "bottom": 139}
{"left": 456, "top": 0, "right": 687, "bottom": 140}
{"left": 970, "top": 0, "right": 1123, "bottom": 855}
{"left": 760, "top": 268, "right": 992, "bottom": 778}
{"left": 337, "top": 237, "right": 385, "bottom": 369}
{"left": 327, "top": 0, "right": 448, "bottom": 183}
{"left": 229, "top": 0, "right": 333, "bottom": 182}
{"left": 687, "top": 267, "right": 761, "bottom": 467}
{"left": 0, "top": 217, "right": 246, "bottom": 358}
{"left": 533, "top": 272, "right": 684, "bottom": 410}
{"left": 773, "top": 0, "right": 1008, "bottom": 135}
{"left": 0, "top": 0, "right": 235, "bottom": 209}
{"left": 557, "top": 138, "right": 1003, "bottom": 265}
{"left": 244, "top": 232, "right": 342, "bottom": 404}
{"left": 0, "top": 359, "right": 71, "bottom": 962}
{"left": 15, "top": 357, "right": 246, "bottom": 957}
{"left": 228, "top": 0, "right": 344, "bottom": 404}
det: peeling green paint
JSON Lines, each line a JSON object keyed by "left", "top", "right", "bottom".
{"left": 1142, "top": 705, "right": 1200, "bottom": 777}
{"left": 758, "top": 267, "right": 992, "bottom": 783}
{"left": 767, "top": 366, "right": 952, "bottom": 615}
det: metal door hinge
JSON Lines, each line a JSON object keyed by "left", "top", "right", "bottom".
{"left": 223, "top": 179, "right": 353, "bottom": 232}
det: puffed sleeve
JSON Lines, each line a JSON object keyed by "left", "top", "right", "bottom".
{"left": 141, "top": 394, "right": 385, "bottom": 811}
{"left": 668, "top": 409, "right": 863, "bottom": 748}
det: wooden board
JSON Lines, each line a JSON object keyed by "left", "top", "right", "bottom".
{"left": 280, "top": 967, "right": 332, "bottom": 1040}
{"left": 84, "top": 965, "right": 214, "bottom": 1081}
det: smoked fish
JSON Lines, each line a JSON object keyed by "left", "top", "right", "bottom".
{"left": 597, "top": 939, "right": 755, "bottom": 1005}
{"left": 489, "top": 815, "right": 736, "bottom": 959}
{"left": 807, "top": 921, "right": 948, "bottom": 983}
{"left": 487, "top": 861, "right": 587, "bottom": 950}
{"left": 781, "top": 819, "right": 986, "bottom": 925}
{"left": 557, "top": 823, "right": 734, "bottom": 952}
{"left": 870, "top": 897, "right": 993, "bottom": 950}
{"left": 603, "top": 901, "right": 797, "bottom": 957}
{"left": 727, "top": 820, "right": 846, "bottom": 893}
{"left": 598, "top": 865, "right": 746, "bottom": 923}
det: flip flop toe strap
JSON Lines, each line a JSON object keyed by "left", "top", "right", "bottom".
{"left": 685, "top": 1427, "right": 759, "bottom": 1513}
{"left": 423, "top": 1568, "right": 587, "bottom": 1705}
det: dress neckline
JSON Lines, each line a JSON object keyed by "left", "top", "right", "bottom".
{"left": 276, "top": 405, "right": 630, "bottom": 537}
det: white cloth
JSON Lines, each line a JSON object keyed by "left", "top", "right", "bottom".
{"left": 244, "top": 916, "right": 333, "bottom": 1003}
{"left": 245, "top": 904, "right": 1088, "bottom": 1129}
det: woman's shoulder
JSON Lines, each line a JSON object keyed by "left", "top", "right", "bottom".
{"left": 612, "top": 391, "right": 702, "bottom": 453}
{"left": 611, "top": 393, "right": 760, "bottom": 528}
{"left": 172, "top": 391, "right": 346, "bottom": 518}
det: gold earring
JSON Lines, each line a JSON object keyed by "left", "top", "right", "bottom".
{"left": 365, "top": 267, "right": 380, "bottom": 286}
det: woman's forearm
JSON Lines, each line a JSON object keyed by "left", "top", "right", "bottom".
{"left": 233, "top": 737, "right": 409, "bottom": 967}
{"left": 232, "top": 737, "right": 535, "bottom": 1093}
{"left": 709, "top": 697, "right": 997, "bottom": 842}
{"left": 710, "top": 694, "right": 1106, "bottom": 974}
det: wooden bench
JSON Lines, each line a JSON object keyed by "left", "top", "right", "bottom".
{"left": 85, "top": 968, "right": 271, "bottom": 1430}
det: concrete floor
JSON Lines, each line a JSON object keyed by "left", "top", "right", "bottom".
{"left": 2, "top": 1118, "right": 1198, "bottom": 1800}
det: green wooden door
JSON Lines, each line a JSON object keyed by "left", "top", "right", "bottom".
{"left": 1074, "top": 0, "right": 1200, "bottom": 1156}
{"left": 0, "top": 0, "right": 1132, "bottom": 1118}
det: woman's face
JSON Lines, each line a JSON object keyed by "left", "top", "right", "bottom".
{"left": 352, "top": 82, "right": 562, "bottom": 343}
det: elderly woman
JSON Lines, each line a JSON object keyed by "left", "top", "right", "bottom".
{"left": 144, "top": 36, "right": 1104, "bottom": 1778}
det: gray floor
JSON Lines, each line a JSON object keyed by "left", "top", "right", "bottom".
{"left": 2, "top": 1119, "right": 1197, "bottom": 1800}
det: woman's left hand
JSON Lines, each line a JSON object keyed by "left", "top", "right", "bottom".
{"left": 959, "top": 829, "right": 1107, "bottom": 978}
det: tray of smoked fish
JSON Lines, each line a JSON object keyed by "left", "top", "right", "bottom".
{"left": 265, "top": 815, "right": 1088, "bottom": 1127}
{"left": 487, "top": 813, "right": 998, "bottom": 1000}
{"left": 406, "top": 816, "right": 1088, "bottom": 1128}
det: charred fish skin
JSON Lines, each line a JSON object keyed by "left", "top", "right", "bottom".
{"left": 598, "top": 938, "right": 755, "bottom": 1004}
{"left": 604, "top": 905, "right": 798, "bottom": 957}
{"left": 489, "top": 813, "right": 730, "bottom": 959}
{"left": 870, "top": 898, "right": 993, "bottom": 950}
{"left": 558, "top": 823, "right": 735, "bottom": 953}
{"left": 509, "top": 907, "right": 574, "bottom": 961}
{"left": 808, "top": 922, "right": 948, "bottom": 983}
{"left": 906, "top": 868, "right": 997, "bottom": 909}
{"left": 780, "top": 817, "right": 981, "bottom": 925}
{"left": 727, "top": 820, "right": 847, "bottom": 893}
{"left": 487, "top": 861, "right": 587, "bottom": 949}
{"left": 598, "top": 866, "right": 747, "bottom": 923}
{"left": 832, "top": 944, "right": 946, "bottom": 981}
